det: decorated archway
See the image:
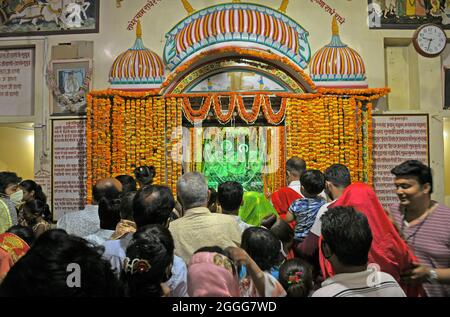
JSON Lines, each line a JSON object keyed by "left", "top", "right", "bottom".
{"left": 86, "top": 1, "right": 389, "bottom": 201}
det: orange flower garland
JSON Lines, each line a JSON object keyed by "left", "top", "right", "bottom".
{"left": 212, "top": 95, "right": 236, "bottom": 124}
{"left": 86, "top": 87, "right": 379, "bottom": 199}
{"left": 182, "top": 96, "right": 212, "bottom": 123}
{"left": 237, "top": 95, "right": 261, "bottom": 124}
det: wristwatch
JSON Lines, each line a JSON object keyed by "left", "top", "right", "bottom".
{"left": 427, "top": 269, "right": 439, "bottom": 284}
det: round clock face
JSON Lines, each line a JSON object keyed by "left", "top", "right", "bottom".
{"left": 414, "top": 24, "right": 447, "bottom": 57}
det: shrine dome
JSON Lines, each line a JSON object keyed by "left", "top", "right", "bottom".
{"left": 163, "top": 2, "right": 312, "bottom": 71}
{"left": 310, "top": 17, "right": 367, "bottom": 88}
{"left": 110, "top": 21, "right": 165, "bottom": 90}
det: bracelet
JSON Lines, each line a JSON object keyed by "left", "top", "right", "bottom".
{"left": 427, "top": 269, "right": 439, "bottom": 284}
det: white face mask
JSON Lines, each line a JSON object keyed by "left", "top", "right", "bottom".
{"left": 10, "top": 190, "right": 24, "bottom": 206}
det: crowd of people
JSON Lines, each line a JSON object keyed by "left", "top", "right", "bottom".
{"left": 0, "top": 158, "right": 449, "bottom": 297}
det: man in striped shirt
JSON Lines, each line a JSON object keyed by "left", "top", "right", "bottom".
{"left": 390, "top": 160, "right": 450, "bottom": 297}
{"left": 312, "top": 206, "right": 406, "bottom": 297}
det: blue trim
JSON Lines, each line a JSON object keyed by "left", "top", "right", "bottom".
{"left": 163, "top": 3, "right": 311, "bottom": 70}
{"left": 327, "top": 35, "right": 347, "bottom": 48}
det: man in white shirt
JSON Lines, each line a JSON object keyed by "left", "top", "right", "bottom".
{"left": 312, "top": 206, "right": 405, "bottom": 297}
{"left": 57, "top": 178, "right": 122, "bottom": 237}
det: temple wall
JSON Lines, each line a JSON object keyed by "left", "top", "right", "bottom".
{"left": 0, "top": 0, "right": 448, "bottom": 203}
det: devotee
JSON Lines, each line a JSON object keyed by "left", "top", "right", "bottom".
{"left": 115, "top": 174, "right": 137, "bottom": 193}
{"left": 319, "top": 183, "right": 425, "bottom": 297}
{"left": 187, "top": 249, "right": 240, "bottom": 297}
{"left": 0, "top": 229, "right": 122, "bottom": 297}
{"left": 0, "top": 172, "right": 22, "bottom": 233}
{"left": 279, "top": 258, "right": 314, "bottom": 297}
{"left": 296, "top": 164, "right": 352, "bottom": 271}
{"left": 22, "top": 199, "right": 52, "bottom": 238}
{"left": 390, "top": 160, "right": 450, "bottom": 297}
{"left": 18, "top": 180, "right": 51, "bottom": 226}
{"left": 217, "top": 181, "right": 251, "bottom": 233}
{"left": 239, "top": 191, "right": 278, "bottom": 226}
{"left": 228, "top": 227, "right": 286, "bottom": 297}
{"left": 84, "top": 185, "right": 122, "bottom": 245}
{"left": 57, "top": 178, "right": 122, "bottom": 237}
{"left": 134, "top": 165, "right": 156, "bottom": 188}
{"left": 270, "top": 157, "right": 305, "bottom": 223}
{"left": 169, "top": 172, "right": 241, "bottom": 264}
{"left": 0, "top": 231, "right": 30, "bottom": 281}
{"left": 313, "top": 206, "right": 406, "bottom": 297}
{"left": 285, "top": 170, "right": 326, "bottom": 250}
{"left": 110, "top": 191, "right": 137, "bottom": 240}
{"left": 122, "top": 224, "right": 174, "bottom": 297}
{"left": 103, "top": 185, "right": 188, "bottom": 297}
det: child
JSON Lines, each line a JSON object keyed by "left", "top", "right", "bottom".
{"left": 285, "top": 170, "right": 326, "bottom": 244}
{"left": 279, "top": 258, "right": 314, "bottom": 297}
{"left": 22, "top": 199, "right": 52, "bottom": 238}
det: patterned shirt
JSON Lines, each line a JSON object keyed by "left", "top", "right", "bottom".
{"left": 289, "top": 197, "right": 326, "bottom": 242}
{"left": 389, "top": 203, "right": 450, "bottom": 297}
{"left": 56, "top": 205, "right": 99, "bottom": 237}
{"left": 312, "top": 270, "right": 406, "bottom": 297}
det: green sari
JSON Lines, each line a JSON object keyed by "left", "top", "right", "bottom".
{"left": 238, "top": 192, "right": 278, "bottom": 226}
{"left": 0, "top": 199, "right": 12, "bottom": 234}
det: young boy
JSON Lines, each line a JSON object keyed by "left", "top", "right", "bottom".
{"left": 285, "top": 170, "right": 326, "bottom": 244}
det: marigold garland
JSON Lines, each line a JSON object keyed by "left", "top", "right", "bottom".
{"left": 86, "top": 87, "right": 380, "bottom": 202}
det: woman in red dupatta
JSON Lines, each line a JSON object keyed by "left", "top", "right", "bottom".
{"left": 0, "top": 232, "right": 30, "bottom": 280}
{"left": 270, "top": 187, "right": 302, "bottom": 230}
{"left": 319, "top": 183, "right": 425, "bottom": 297}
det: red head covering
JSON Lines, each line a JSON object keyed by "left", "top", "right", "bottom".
{"left": 0, "top": 233, "right": 30, "bottom": 279}
{"left": 270, "top": 187, "right": 302, "bottom": 229}
{"left": 318, "top": 183, "right": 425, "bottom": 297}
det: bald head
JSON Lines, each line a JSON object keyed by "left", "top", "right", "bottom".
{"left": 286, "top": 157, "right": 306, "bottom": 180}
{"left": 92, "top": 178, "right": 122, "bottom": 204}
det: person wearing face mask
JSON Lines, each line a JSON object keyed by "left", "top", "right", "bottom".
{"left": 0, "top": 172, "right": 23, "bottom": 234}
{"left": 18, "top": 180, "right": 51, "bottom": 227}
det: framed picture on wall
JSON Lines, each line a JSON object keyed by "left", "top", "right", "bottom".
{"left": 0, "top": 0, "right": 100, "bottom": 37}
{"left": 48, "top": 58, "right": 92, "bottom": 116}
{"left": 368, "top": 0, "right": 450, "bottom": 29}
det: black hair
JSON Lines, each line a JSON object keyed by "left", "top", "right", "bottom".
{"left": 0, "top": 172, "right": 22, "bottom": 194}
{"left": 98, "top": 188, "right": 122, "bottom": 230}
{"left": 6, "top": 225, "right": 35, "bottom": 246}
{"left": 98, "top": 200, "right": 121, "bottom": 230}
{"left": 119, "top": 191, "right": 137, "bottom": 221}
{"left": 134, "top": 166, "right": 156, "bottom": 186}
{"left": 324, "top": 164, "right": 351, "bottom": 188}
{"left": 286, "top": 157, "right": 306, "bottom": 177}
{"left": 270, "top": 219, "right": 294, "bottom": 245}
{"left": 19, "top": 180, "right": 48, "bottom": 203}
{"left": 217, "top": 181, "right": 243, "bottom": 213}
{"left": 122, "top": 224, "right": 174, "bottom": 297}
{"left": 23, "top": 199, "right": 52, "bottom": 223}
{"left": 133, "top": 185, "right": 175, "bottom": 228}
{"left": 0, "top": 229, "right": 122, "bottom": 297}
{"left": 391, "top": 160, "right": 433, "bottom": 194}
{"left": 208, "top": 188, "right": 218, "bottom": 212}
{"left": 115, "top": 175, "right": 137, "bottom": 193}
{"left": 194, "top": 246, "right": 226, "bottom": 255}
{"left": 300, "top": 169, "right": 325, "bottom": 196}
{"left": 279, "top": 258, "right": 313, "bottom": 297}
{"left": 241, "top": 227, "right": 281, "bottom": 271}
{"left": 321, "top": 206, "right": 373, "bottom": 267}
